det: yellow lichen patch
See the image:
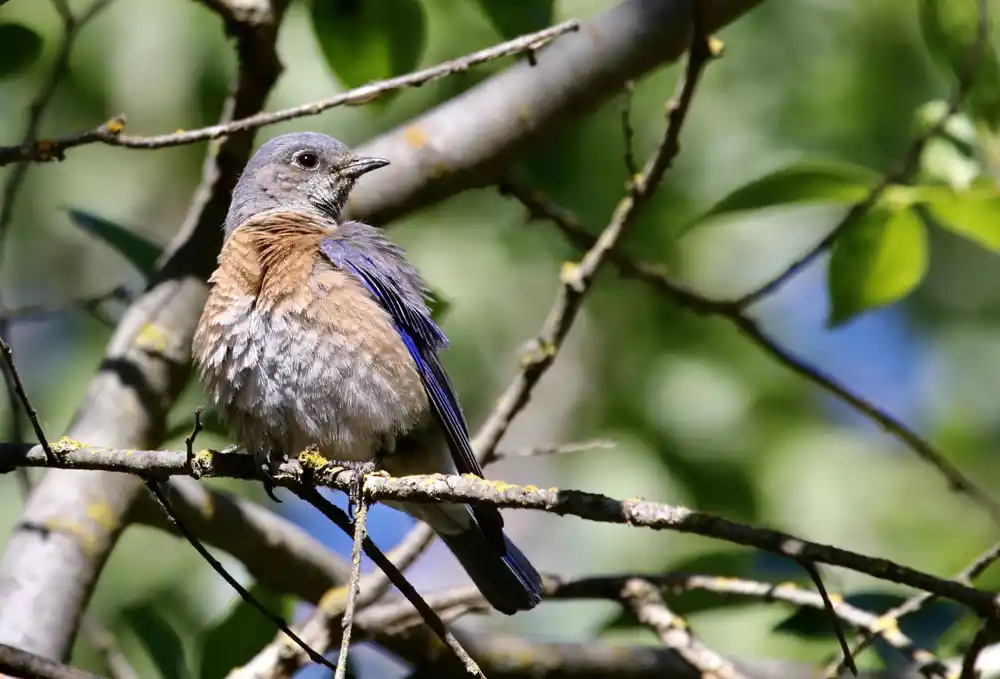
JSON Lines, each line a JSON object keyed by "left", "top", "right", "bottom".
{"left": 708, "top": 36, "right": 726, "bottom": 58}
{"left": 298, "top": 448, "right": 330, "bottom": 471}
{"left": 136, "top": 323, "right": 171, "bottom": 353}
{"left": 826, "top": 593, "right": 844, "bottom": 605}
{"left": 195, "top": 449, "right": 214, "bottom": 464}
{"left": 871, "top": 615, "right": 900, "bottom": 634}
{"left": 42, "top": 518, "right": 99, "bottom": 555}
{"left": 51, "top": 436, "right": 85, "bottom": 454}
{"left": 86, "top": 502, "right": 119, "bottom": 532}
{"left": 318, "top": 584, "right": 349, "bottom": 610}
{"left": 486, "top": 479, "right": 517, "bottom": 492}
{"left": 402, "top": 125, "right": 428, "bottom": 149}
{"left": 105, "top": 118, "right": 125, "bottom": 134}
{"left": 521, "top": 484, "right": 538, "bottom": 493}
{"left": 560, "top": 261, "right": 582, "bottom": 289}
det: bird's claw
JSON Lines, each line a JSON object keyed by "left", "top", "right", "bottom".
{"left": 259, "top": 457, "right": 283, "bottom": 503}
{"left": 314, "top": 459, "right": 378, "bottom": 521}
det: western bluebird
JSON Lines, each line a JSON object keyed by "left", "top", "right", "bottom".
{"left": 192, "top": 132, "right": 542, "bottom": 614}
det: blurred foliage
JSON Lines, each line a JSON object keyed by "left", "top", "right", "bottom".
{"left": 0, "top": 23, "right": 44, "bottom": 79}
{"left": 3, "top": 0, "right": 1000, "bottom": 677}
{"left": 311, "top": 0, "right": 426, "bottom": 101}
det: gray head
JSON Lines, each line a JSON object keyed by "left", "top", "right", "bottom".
{"left": 224, "top": 132, "right": 389, "bottom": 237}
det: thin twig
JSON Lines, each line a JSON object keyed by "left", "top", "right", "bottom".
{"left": 620, "top": 80, "right": 638, "bottom": 179}
{"left": 499, "top": 180, "right": 1000, "bottom": 526}
{"left": 0, "top": 0, "right": 116, "bottom": 500}
{"left": 0, "top": 287, "right": 132, "bottom": 324}
{"left": 801, "top": 561, "right": 858, "bottom": 675}
{"left": 335, "top": 499, "right": 369, "bottom": 679}
{"left": 0, "top": 338, "right": 59, "bottom": 466}
{"left": 486, "top": 438, "right": 615, "bottom": 464}
{"left": 828, "top": 542, "right": 1000, "bottom": 677}
{"left": 0, "top": 21, "right": 580, "bottom": 166}
{"left": 548, "top": 572, "right": 936, "bottom": 665}
{"left": 142, "top": 480, "right": 339, "bottom": 674}
{"left": 473, "top": 3, "right": 716, "bottom": 457}
{"left": 291, "top": 486, "right": 486, "bottom": 678}
{"left": 621, "top": 578, "right": 748, "bottom": 679}
{"left": 960, "top": 620, "right": 996, "bottom": 679}
{"left": 732, "top": 0, "right": 990, "bottom": 309}
{"left": 184, "top": 406, "right": 205, "bottom": 477}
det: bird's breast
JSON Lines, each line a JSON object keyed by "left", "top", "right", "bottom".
{"left": 192, "top": 231, "right": 429, "bottom": 459}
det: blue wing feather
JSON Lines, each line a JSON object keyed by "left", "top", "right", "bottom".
{"left": 320, "top": 237, "right": 504, "bottom": 542}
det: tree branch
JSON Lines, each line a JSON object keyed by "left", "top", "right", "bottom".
{"left": 0, "top": 642, "right": 106, "bottom": 679}
{"left": 498, "top": 181, "right": 1000, "bottom": 526}
{"left": 0, "top": 0, "right": 766, "bottom": 663}
{"left": 621, "top": 578, "right": 749, "bottom": 679}
{"left": 1, "top": 443, "right": 996, "bottom": 623}
{"left": 0, "top": 0, "right": 291, "bottom": 660}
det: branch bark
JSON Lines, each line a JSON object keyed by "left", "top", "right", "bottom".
{"left": 0, "top": 0, "right": 764, "bottom": 663}
{"left": 0, "top": 0, "right": 290, "bottom": 659}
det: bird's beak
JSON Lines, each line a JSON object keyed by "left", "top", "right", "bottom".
{"left": 340, "top": 156, "right": 390, "bottom": 179}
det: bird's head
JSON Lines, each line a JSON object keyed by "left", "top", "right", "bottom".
{"left": 225, "top": 131, "right": 389, "bottom": 237}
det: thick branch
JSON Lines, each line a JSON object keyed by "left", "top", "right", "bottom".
{"left": 0, "top": 0, "right": 290, "bottom": 660}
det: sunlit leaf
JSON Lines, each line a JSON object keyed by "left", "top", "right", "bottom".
{"left": 925, "top": 186, "right": 1000, "bottom": 253}
{"left": 0, "top": 24, "right": 43, "bottom": 79}
{"left": 827, "top": 206, "right": 928, "bottom": 327}
{"left": 475, "top": 0, "right": 554, "bottom": 40}
{"left": 198, "top": 584, "right": 292, "bottom": 679}
{"left": 690, "top": 161, "right": 879, "bottom": 229}
{"left": 67, "top": 209, "right": 163, "bottom": 281}
{"left": 919, "top": 136, "right": 981, "bottom": 190}
{"left": 311, "top": 0, "right": 426, "bottom": 104}
{"left": 919, "top": 0, "right": 1000, "bottom": 128}
{"left": 123, "top": 604, "right": 190, "bottom": 679}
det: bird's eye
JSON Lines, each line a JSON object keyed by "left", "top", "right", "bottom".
{"left": 293, "top": 151, "right": 319, "bottom": 170}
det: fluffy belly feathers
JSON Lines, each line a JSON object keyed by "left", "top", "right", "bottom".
{"left": 193, "top": 253, "right": 429, "bottom": 463}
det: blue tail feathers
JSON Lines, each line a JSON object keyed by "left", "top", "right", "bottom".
{"left": 439, "top": 526, "right": 543, "bottom": 615}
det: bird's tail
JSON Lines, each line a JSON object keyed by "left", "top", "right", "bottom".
{"left": 439, "top": 526, "right": 543, "bottom": 615}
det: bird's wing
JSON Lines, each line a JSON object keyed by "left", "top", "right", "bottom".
{"left": 319, "top": 237, "right": 503, "bottom": 538}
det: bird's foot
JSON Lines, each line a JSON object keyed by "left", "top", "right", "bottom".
{"left": 258, "top": 450, "right": 286, "bottom": 504}
{"left": 315, "top": 459, "right": 381, "bottom": 521}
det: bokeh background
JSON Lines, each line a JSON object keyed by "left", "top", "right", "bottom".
{"left": 0, "top": 0, "right": 996, "bottom": 677}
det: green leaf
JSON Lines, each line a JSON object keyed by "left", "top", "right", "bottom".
{"left": 123, "top": 604, "right": 190, "bottom": 679}
{"left": 690, "top": 161, "right": 880, "bottom": 229}
{"left": 919, "top": 0, "right": 1000, "bottom": 129}
{"left": 311, "top": 0, "right": 426, "bottom": 103}
{"left": 827, "top": 206, "right": 928, "bottom": 327}
{"left": 475, "top": 0, "right": 554, "bottom": 40}
{"left": 0, "top": 24, "right": 43, "bottom": 79}
{"left": 925, "top": 186, "right": 1000, "bottom": 253}
{"left": 67, "top": 209, "right": 163, "bottom": 281}
{"left": 198, "top": 584, "right": 292, "bottom": 679}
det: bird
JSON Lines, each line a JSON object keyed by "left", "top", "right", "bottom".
{"left": 192, "top": 131, "right": 542, "bottom": 614}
